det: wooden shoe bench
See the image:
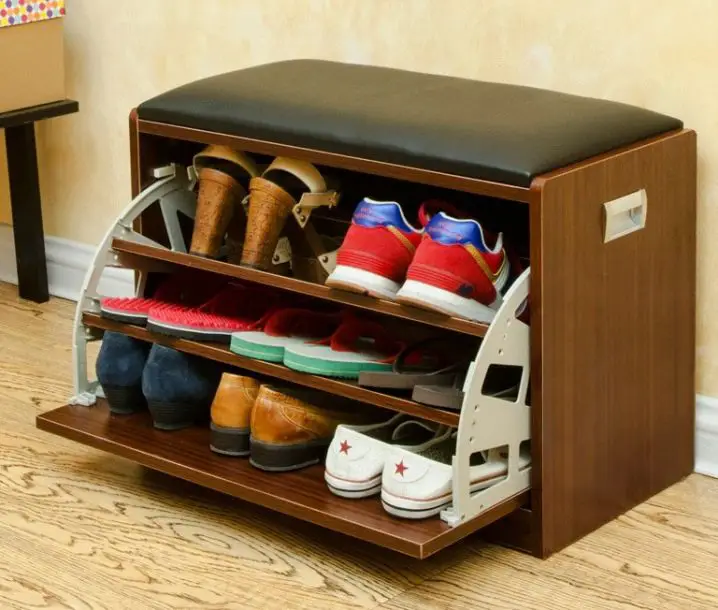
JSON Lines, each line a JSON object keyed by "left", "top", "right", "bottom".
{"left": 36, "top": 61, "right": 697, "bottom": 559}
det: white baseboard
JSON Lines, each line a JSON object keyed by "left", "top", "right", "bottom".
{"left": 696, "top": 394, "right": 718, "bottom": 478}
{"left": 0, "top": 223, "right": 133, "bottom": 300}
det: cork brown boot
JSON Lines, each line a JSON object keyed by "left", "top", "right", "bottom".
{"left": 209, "top": 373, "right": 261, "bottom": 456}
{"left": 240, "top": 157, "right": 339, "bottom": 274}
{"left": 240, "top": 176, "right": 296, "bottom": 270}
{"left": 189, "top": 145, "right": 259, "bottom": 259}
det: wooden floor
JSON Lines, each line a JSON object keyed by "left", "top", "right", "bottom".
{"left": 1, "top": 282, "right": 717, "bottom": 610}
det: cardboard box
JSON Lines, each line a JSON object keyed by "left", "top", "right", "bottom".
{"left": 0, "top": 1, "right": 66, "bottom": 114}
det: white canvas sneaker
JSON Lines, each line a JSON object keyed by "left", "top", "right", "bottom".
{"left": 324, "top": 415, "right": 452, "bottom": 499}
{"left": 381, "top": 440, "right": 531, "bottom": 519}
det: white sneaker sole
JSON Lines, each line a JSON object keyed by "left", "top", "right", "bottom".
{"left": 380, "top": 474, "right": 505, "bottom": 519}
{"left": 396, "top": 280, "right": 501, "bottom": 323}
{"left": 324, "top": 470, "right": 382, "bottom": 498}
{"left": 326, "top": 266, "right": 400, "bottom": 300}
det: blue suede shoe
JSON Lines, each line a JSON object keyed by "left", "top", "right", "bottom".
{"left": 142, "top": 344, "right": 222, "bottom": 430}
{"left": 96, "top": 332, "right": 151, "bottom": 415}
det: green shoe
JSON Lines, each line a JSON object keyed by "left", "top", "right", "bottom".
{"left": 284, "top": 344, "right": 393, "bottom": 378}
{"left": 230, "top": 309, "right": 343, "bottom": 363}
{"left": 283, "top": 318, "right": 403, "bottom": 379}
{"left": 231, "top": 332, "right": 311, "bottom": 363}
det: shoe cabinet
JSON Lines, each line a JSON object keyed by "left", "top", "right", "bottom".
{"left": 36, "top": 61, "right": 697, "bottom": 559}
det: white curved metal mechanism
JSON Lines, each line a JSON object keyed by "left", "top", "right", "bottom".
{"left": 70, "top": 164, "right": 196, "bottom": 405}
{"left": 441, "top": 268, "right": 531, "bottom": 526}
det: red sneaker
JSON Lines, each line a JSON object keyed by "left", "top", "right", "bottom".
{"left": 396, "top": 212, "right": 511, "bottom": 323}
{"left": 147, "top": 284, "right": 282, "bottom": 343}
{"left": 326, "top": 199, "right": 457, "bottom": 300}
{"left": 99, "top": 273, "right": 225, "bottom": 326}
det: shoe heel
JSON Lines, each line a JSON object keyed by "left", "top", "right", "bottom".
{"left": 210, "top": 423, "right": 250, "bottom": 456}
{"left": 397, "top": 279, "right": 499, "bottom": 323}
{"left": 102, "top": 384, "right": 147, "bottom": 415}
{"left": 148, "top": 401, "right": 206, "bottom": 431}
{"left": 240, "top": 177, "right": 296, "bottom": 270}
{"left": 284, "top": 221, "right": 332, "bottom": 284}
{"left": 249, "top": 438, "right": 328, "bottom": 472}
{"left": 190, "top": 167, "right": 244, "bottom": 259}
{"left": 326, "top": 264, "right": 401, "bottom": 299}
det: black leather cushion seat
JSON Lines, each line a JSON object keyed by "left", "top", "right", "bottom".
{"left": 138, "top": 60, "right": 682, "bottom": 187}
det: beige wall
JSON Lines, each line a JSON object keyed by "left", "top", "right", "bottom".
{"left": 1, "top": 0, "right": 716, "bottom": 393}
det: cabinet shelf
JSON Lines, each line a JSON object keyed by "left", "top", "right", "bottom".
{"left": 111, "top": 239, "right": 490, "bottom": 338}
{"left": 36, "top": 400, "right": 528, "bottom": 559}
{"left": 83, "top": 313, "right": 461, "bottom": 427}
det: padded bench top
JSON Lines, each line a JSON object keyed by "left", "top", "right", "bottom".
{"left": 137, "top": 60, "right": 682, "bottom": 187}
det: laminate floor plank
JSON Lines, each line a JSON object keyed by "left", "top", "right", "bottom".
{"left": 377, "top": 475, "right": 718, "bottom": 610}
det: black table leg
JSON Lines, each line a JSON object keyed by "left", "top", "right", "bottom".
{"left": 5, "top": 122, "right": 49, "bottom": 303}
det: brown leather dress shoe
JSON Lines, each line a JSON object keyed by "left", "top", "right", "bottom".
{"left": 249, "top": 385, "right": 369, "bottom": 471}
{"left": 210, "top": 373, "right": 261, "bottom": 456}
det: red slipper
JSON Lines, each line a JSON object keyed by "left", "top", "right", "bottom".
{"left": 230, "top": 308, "right": 345, "bottom": 362}
{"left": 146, "top": 283, "right": 284, "bottom": 343}
{"left": 282, "top": 316, "right": 411, "bottom": 378}
{"left": 99, "top": 272, "right": 226, "bottom": 326}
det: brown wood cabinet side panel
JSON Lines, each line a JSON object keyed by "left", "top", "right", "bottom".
{"left": 527, "top": 182, "right": 546, "bottom": 557}
{"left": 536, "top": 130, "right": 696, "bottom": 556}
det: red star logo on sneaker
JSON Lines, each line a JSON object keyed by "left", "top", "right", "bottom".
{"left": 395, "top": 460, "right": 408, "bottom": 477}
{"left": 339, "top": 440, "right": 351, "bottom": 455}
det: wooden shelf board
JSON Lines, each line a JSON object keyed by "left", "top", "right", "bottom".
{"left": 37, "top": 400, "right": 528, "bottom": 559}
{"left": 135, "top": 118, "right": 532, "bottom": 203}
{"left": 111, "top": 239, "right": 489, "bottom": 339}
{"left": 83, "top": 313, "right": 461, "bottom": 427}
